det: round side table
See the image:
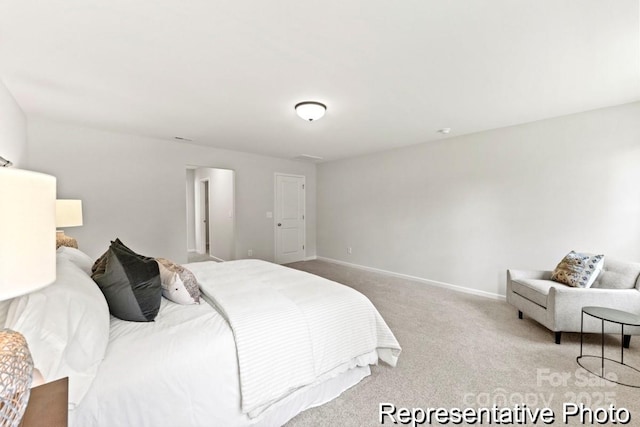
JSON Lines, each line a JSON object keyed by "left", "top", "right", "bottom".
{"left": 577, "top": 306, "right": 640, "bottom": 388}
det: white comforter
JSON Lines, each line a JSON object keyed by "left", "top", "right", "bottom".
{"left": 72, "top": 259, "right": 400, "bottom": 427}
{"left": 188, "top": 259, "right": 401, "bottom": 417}
{"left": 72, "top": 298, "right": 245, "bottom": 427}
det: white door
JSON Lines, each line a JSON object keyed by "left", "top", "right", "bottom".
{"left": 275, "top": 174, "right": 305, "bottom": 264}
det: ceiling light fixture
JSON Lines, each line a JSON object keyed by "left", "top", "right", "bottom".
{"left": 295, "top": 101, "right": 326, "bottom": 122}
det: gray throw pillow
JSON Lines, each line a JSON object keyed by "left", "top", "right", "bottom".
{"left": 92, "top": 240, "right": 162, "bottom": 322}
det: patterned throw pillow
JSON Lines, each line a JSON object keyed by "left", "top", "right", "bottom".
{"left": 156, "top": 258, "right": 201, "bottom": 305}
{"left": 550, "top": 251, "right": 605, "bottom": 288}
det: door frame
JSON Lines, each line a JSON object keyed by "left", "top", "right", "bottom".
{"left": 274, "top": 173, "right": 306, "bottom": 264}
{"left": 197, "top": 178, "right": 210, "bottom": 255}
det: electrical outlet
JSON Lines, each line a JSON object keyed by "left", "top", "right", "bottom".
{"left": 248, "top": 249, "right": 253, "bottom": 257}
{"left": 347, "top": 247, "right": 352, "bottom": 254}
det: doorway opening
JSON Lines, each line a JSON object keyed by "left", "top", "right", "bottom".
{"left": 201, "top": 179, "right": 210, "bottom": 254}
{"left": 186, "top": 167, "right": 235, "bottom": 263}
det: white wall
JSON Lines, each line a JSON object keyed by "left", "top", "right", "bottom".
{"left": 26, "top": 119, "right": 317, "bottom": 263}
{"left": 317, "top": 101, "right": 640, "bottom": 296}
{"left": 0, "top": 79, "right": 27, "bottom": 167}
{"left": 185, "top": 168, "right": 196, "bottom": 251}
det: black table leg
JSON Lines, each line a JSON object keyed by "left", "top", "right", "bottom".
{"left": 621, "top": 324, "right": 625, "bottom": 365}
{"left": 580, "top": 310, "right": 584, "bottom": 357}
{"left": 601, "top": 318, "right": 605, "bottom": 377}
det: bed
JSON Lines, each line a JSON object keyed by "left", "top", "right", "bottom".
{"left": 3, "top": 248, "right": 401, "bottom": 427}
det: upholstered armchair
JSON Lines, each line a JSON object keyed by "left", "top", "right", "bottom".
{"left": 507, "top": 258, "right": 640, "bottom": 344}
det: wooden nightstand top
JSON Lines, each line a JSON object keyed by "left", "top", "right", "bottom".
{"left": 20, "top": 377, "right": 68, "bottom": 427}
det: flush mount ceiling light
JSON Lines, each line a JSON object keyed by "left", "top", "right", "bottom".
{"left": 295, "top": 101, "right": 326, "bottom": 122}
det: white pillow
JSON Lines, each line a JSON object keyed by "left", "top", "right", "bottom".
{"left": 156, "top": 258, "right": 201, "bottom": 305}
{"left": 5, "top": 257, "right": 110, "bottom": 408}
{"left": 56, "top": 246, "right": 94, "bottom": 275}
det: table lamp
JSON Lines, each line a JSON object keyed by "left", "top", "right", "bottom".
{"left": 0, "top": 166, "right": 56, "bottom": 427}
{"left": 55, "top": 199, "right": 82, "bottom": 249}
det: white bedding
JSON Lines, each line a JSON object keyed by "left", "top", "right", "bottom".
{"left": 72, "top": 298, "right": 240, "bottom": 426}
{"left": 73, "top": 298, "right": 376, "bottom": 427}
{"left": 188, "top": 259, "right": 401, "bottom": 417}
{"left": 71, "top": 259, "right": 401, "bottom": 427}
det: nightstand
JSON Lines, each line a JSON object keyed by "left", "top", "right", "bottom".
{"left": 20, "top": 377, "right": 68, "bottom": 427}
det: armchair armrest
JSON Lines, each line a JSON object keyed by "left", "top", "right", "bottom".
{"left": 506, "top": 269, "right": 553, "bottom": 305}
{"left": 507, "top": 269, "right": 553, "bottom": 281}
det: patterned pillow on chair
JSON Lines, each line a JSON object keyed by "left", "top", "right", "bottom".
{"left": 551, "top": 251, "right": 604, "bottom": 288}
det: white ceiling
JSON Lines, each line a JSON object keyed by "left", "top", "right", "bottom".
{"left": 1, "top": 0, "right": 639, "bottom": 162}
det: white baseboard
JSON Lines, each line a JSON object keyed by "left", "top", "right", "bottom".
{"left": 316, "top": 256, "right": 505, "bottom": 301}
{"left": 188, "top": 249, "right": 197, "bottom": 253}
{"left": 304, "top": 255, "right": 317, "bottom": 261}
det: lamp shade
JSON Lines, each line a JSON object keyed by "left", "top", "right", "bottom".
{"left": 0, "top": 168, "right": 56, "bottom": 299}
{"left": 295, "top": 101, "right": 326, "bottom": 121}
{"left": 56, "top": 199, "right": 83, "bottom": 227}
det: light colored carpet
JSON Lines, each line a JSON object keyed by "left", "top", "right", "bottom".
{"left": 283, "top": 260, "right": 640, "bottom": 426}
